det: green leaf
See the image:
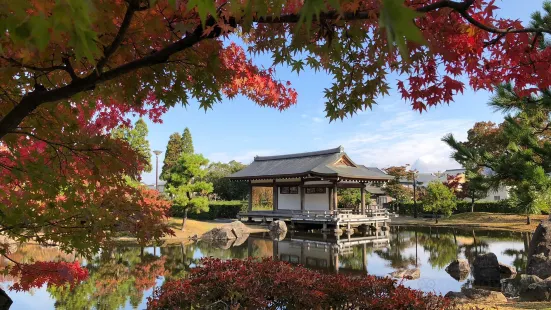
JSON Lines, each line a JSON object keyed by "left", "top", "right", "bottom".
{"left": 379, "top": 0, "right": 426, "bottom": 60}
{"left": 187, "top": 0, "right": 218, "bottom": 27}
{"left": 29, "top": 15, "right": 51, "bottom": 51}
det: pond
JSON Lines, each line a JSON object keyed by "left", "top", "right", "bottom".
{"left": 1, "top": 226, "right": 531, "bottom": 310}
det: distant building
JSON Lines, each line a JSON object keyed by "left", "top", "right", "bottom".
{"left": 146, "top": 180, "right": 166, "bottom": 194}
{"left": 400, "top": 169, "right": 509, "bottom": 202}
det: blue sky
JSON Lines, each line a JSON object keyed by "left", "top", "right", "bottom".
{"left": 141, "top": 1, "right": 541, "bottom": 185}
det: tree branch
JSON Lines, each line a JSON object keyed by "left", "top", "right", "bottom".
{"left": 96, "top": 0, "right": 138, "bottom": 72}
{"left": 1, "top": 0, "right": 550, "bottom": 140}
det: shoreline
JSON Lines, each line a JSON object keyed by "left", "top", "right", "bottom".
{"left": 389, "top": 213, "right": 547, "bottom": 233}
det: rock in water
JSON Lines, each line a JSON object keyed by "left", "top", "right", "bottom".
{"left": 446, "top": 259, "right": 470, "bottom": 281}
{"left": 461, "top": 288, "right": 508, "bottom": 303}
{"left": 268, "top": 220, "right": 287, "bottom": 234}
{"left": 527, "top": 221, "right": 551, "bottom": 279}
{"left": 390, "top": 268, "right": 420, "bottom": 280}
{"left": 228, "top": 221, "right": 249, "bottom": 239}
{"left": 501, "top": 274, "right": 544, "bottom": 299}
{"left": 499, "top": 262, "right": 517, "bottom": 278}
{"left": 472, "top": 253, "right": 501, "bottom": 284}
{"left": 444, "top": 291, "right": 468, "bottom": 302}
{"left": 201, "top": 227, "right": 236, "bottom": 240}
{"left": 0, "top": 288, "right": 12, "bottom": 310}
{"left": 202, "top": 221, "right": 250, "bottom": 240}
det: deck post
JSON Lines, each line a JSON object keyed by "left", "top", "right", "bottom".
{"left": 328, "top": 186, "right": 332, "bottom": 211}
{"left": 360, "top": 183, "right": 366, "bottom": 215}
{"left": 300, "top": 179, "right": 305, "bottom": 212}
{"left": 248, "top": 181, "right": 253, "bottom": 212}
{"left": 333, "top": 181, "right": 338, "bottom": 212}
{"left": 273, "top": 180, "right": 278, "bottom": 211}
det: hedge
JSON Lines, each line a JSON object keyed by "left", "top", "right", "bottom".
{"left": 395, "top": 200, "right": 518, "bottom": 216}
{"left": 170, "top": 201, "right": 246, "bottom": 220}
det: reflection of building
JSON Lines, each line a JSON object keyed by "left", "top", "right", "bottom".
{"left": 229, "top": 146, "right": 393, "bottom": 232}
{"left": 246, "top": 230, "right": 390, "bottom": 274}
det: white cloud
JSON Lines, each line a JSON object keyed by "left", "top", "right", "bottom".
{"left": 207, "top": 149, "right": 276, "bottom": 164}
{"left": 335, "top": 110, "right": 471, "bottom": 172}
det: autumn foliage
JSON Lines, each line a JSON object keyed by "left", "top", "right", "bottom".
{"left": 147, "top": 258, "right": 451, "bottom": 309}
{"left": 8, "top": 261, "right": 88, "bottom": 292}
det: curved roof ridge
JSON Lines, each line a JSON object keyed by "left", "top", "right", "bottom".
{"left": 254, "top": 146, "right": 343, "bottom": 161}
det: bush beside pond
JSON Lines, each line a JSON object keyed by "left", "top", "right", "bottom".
{"left": 170, "top": 201, "right": 246, "bottom": 220}
{"left": 147, "top": 258, "right": 451, "bottom": 310}
{"left": 396, "top": 201, "right": 519, "bottom": 215}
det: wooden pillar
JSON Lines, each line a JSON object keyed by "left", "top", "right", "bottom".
{"left": 300, "top": 179, "right": 305, "bottom": 212}
{"left": 248, "top": 181, "right": 253, "bottom": 212}
{"left": 273, "top": 180, "right": 278, "bottom": 211}
{"left": 328, "top": 187, "right": 333, "bottom": 211}
{"left": 333, "top": 181, "right": 338, "bottom": 212}
{"left": 360, "top": 183, "right": 366, "bottom": 215}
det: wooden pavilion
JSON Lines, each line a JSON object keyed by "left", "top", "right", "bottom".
{"left": 228, "top": 146, "right": 393, "bottom": 232}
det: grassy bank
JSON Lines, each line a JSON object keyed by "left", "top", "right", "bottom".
{"left": 391, "top": 212, "right": 548, "bottom": 232}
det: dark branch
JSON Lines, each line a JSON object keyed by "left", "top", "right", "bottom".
{"left": 1, "top": 0, "right": 550, "bottom": 141}
{"left": 96, "top": 0, "right": 138, "bottom": 72}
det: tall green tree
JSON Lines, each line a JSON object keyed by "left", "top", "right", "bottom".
{"left": 182, "top": 128, "right": 194, "bottom": 155}
{"left": 204, "top": 161, "right": 248, "bottom": 201}
{"left": 165, "top": 153, "right": 213, "bottom": 231}
{"left": 161, "top": 133, "right": 183, "bottom": 180}
{"left": 444, "top": 84, "right": 551, "bottom": 224}
{"left": 422, "top": 181, "right": 456, "bottom": 223}
{"left": 111, "top": 118, "right": 152, "bottom": 172}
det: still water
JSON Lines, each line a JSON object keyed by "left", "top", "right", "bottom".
{"left": 1, "top": 226, "right": 530, "bottom": 310}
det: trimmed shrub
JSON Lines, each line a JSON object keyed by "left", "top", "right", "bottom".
{"left": 147, "top": 258, "right": 451, "bottom": 310}
{"left": 169, "top": 201, "right": 246, "bottom": 220}
{"left": 397, "top": 200, "right": 518, "bottom": 215}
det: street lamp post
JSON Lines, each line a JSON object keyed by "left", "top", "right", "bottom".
{"left": 153, "top": 150, "right": 162, "bottom": 190}
{"left": 413, "top": 172, "right": 418, "bottom": 218}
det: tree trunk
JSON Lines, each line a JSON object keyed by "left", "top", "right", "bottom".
{"left": 434, "top": 212, "right": 438, "bottom": 224}
{"left": 471, "top": 196, "right": 475, "bottom": 212}
{"left": 181, "top": 209, "right": 188, "bottom": 231}
{"left": 526, "top": 214, "right": 531, "bottom": 225}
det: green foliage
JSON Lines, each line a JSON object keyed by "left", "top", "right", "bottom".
{"left": 111, "top": 118, "right": 152, "bottom": 172}
{"left": 161, "top": 133, "right": 183, "bottom": 180}
{"left": 337, "top": 188, "right": 370, "bottom": 209}
{"left": 2, "top": 1, "right": 99, "bottom": 61}
{"left": 171, "top": 201, "right": 246, "bottom": 220}
{"left": 204, "top": 161, "right": 248, "bottom": 200}
{"left": 181, "top": 128, "right": 194, "bottom": 155}
{"left": 338, "top": 188, "right": 362, "bottom": 209}
{"left": 422, "top": 181, "right": 456, "bottom": 218}
{"left": 444, "top": 82, "right": 551, "bottom": 220}
{"left": 379, "top": 0, "right": 426, "bottom": 60}
{"left": 165, "top": 153, "right": 213, "bottom": 217}
{"left": 399, "top": 201, "right": 518, "bottom": 215}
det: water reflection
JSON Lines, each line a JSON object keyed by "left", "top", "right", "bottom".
{"left": 1, "top": 227, "right": 530, "bottom": 310}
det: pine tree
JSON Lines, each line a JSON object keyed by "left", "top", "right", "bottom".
{"left": 182, "top": 128, "right": 194, "bottom": 154}
{"left": 165, "top": 153, "right": 213, "bottom": 231}
{"left": 112, "top": 118, "right": 152, "bottom": 172}
{"left": 161, "top": 133, "right": 183, "bottom": 180}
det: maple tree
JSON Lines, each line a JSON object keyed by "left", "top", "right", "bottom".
{"left": 1, "top": 0, "right": 551, "bottom": 291}
{"left": 384, "top": 166, "right": 414, "bottom": 212}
